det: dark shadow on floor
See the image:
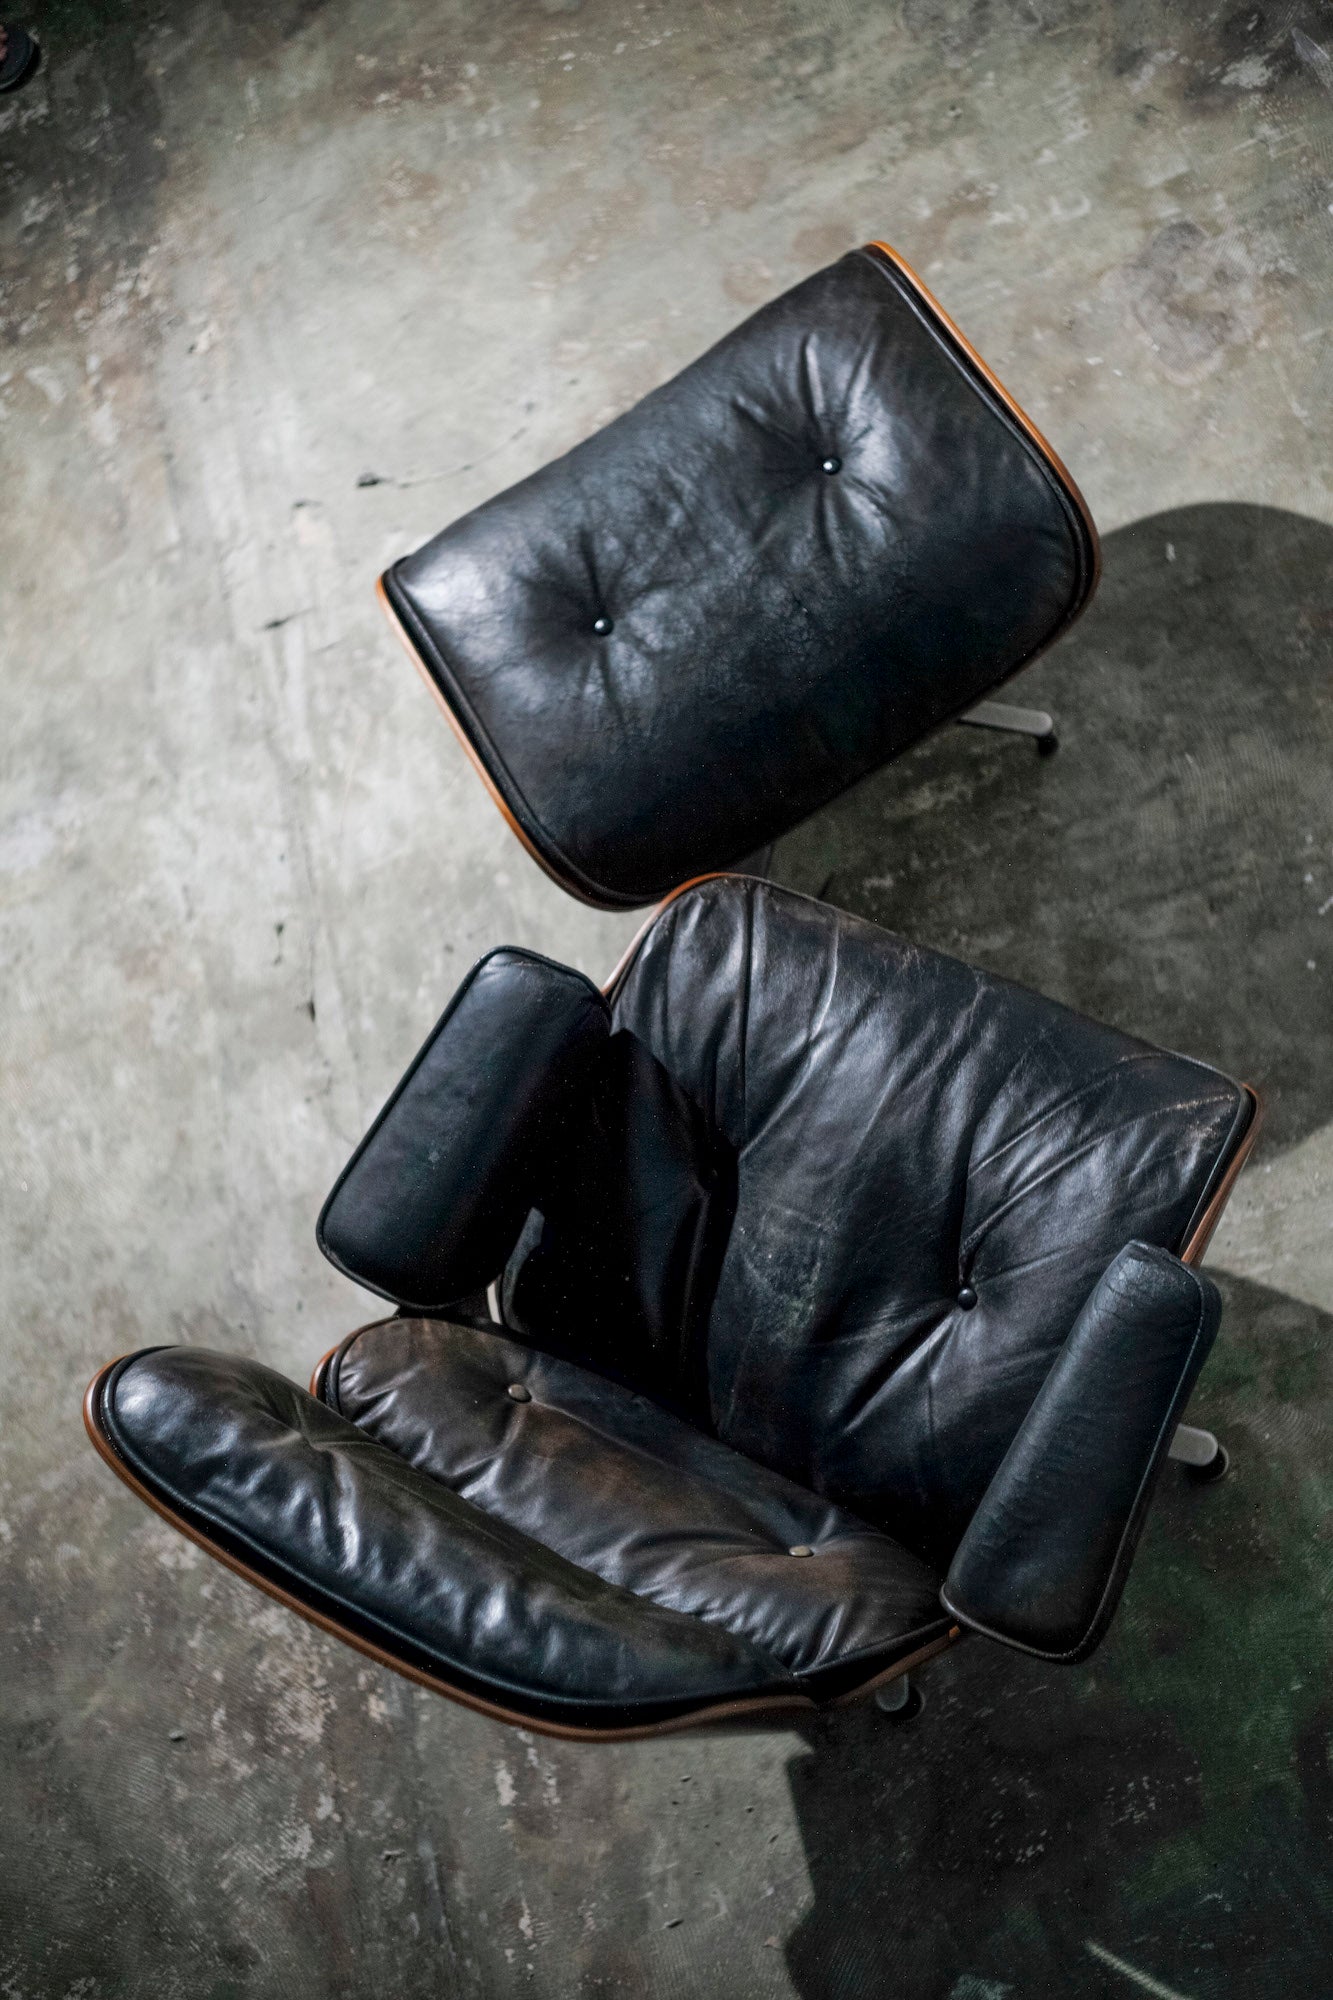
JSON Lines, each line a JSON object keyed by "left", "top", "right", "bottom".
{"left": 781, "top": 1271, "right": 1333, "bottom": 2000}
{"left": 776, "top": 503, "right": 1333, "bottom": 1154}
{"left": 773, "top": 503, "right": 1333, "bottom": 1997}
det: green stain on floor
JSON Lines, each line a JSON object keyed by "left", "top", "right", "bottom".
{"left": 1102, "top": 1273, "right": 1333, "bottom": 1957}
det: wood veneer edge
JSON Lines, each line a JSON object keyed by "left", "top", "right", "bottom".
{"left": 376, "top": 575, "right": 627, "bottom": 911}
{"left": 1180, "top": 1083, "right": 1263, "bottom": 1267}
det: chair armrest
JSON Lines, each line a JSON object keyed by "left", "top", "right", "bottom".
{"left": 941, "top": 1242, "right": 1221, "bottom": 1662}
{"left": 318, "top": 949, "right": 608, "bottom": 1311}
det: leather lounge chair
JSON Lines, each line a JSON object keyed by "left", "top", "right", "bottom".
{"left": 86, "top": 877, "right": 1259, "bottom": 1739}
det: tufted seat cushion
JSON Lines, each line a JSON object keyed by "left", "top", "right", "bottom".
{"left": 92, "top": 1327, "right": 949, "bottom": 1731}
{"left": 325, "top": 1316, "right": 950, "bottom": 1694}
{"left": 383, "top": 244, "right": 1098, "bottom": 906}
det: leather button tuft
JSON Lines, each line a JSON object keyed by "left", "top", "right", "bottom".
{"left": 788, "top": 1544, "right": 815, "bottom": 1557}
{"left": 506, "top": 1383, "right": 532, "bottom": 1402}
{"left": 821, "top": 455, "right": 842, "bottom": 474}
{"left": 592, "top": 615, "right": 614, "bottom": 636}
{"left": 956, "top": 1286, "right": 978, "bottom": 1311}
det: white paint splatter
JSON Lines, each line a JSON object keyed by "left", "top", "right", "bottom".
{"left": 25, "top": 365, "right": 65, "bottom": 405}
{"left": 278, "top": 1821, "right": 315, "bottom": 1863}
{"left": 1221, "top": 55, "right": 1272, "bottom": 89}
{"left": 154, "top": 1537, "right": 201, "bottom": 1572}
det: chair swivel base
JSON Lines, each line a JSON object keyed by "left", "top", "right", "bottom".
{"left": 1169, "top": 1421, "right": 1230, "bottom": 1483}
{"left": 874, "top": 1674, "right": 925, "bottom": 1720}
{"left": 959, "top": 699, "right": 1059, "bottom": 755}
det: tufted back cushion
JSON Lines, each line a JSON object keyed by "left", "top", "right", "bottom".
{"left": 385, "top": 247, "right": 1097, "bottom": 907}
{"left": 609, "top": 879, "right": 1248, "bottom": 1561}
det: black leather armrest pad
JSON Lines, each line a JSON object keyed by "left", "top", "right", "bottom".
{"left": 942, "top": 1243, "right": 1221, "bottom": 1662}
{"left": 318, "top": 949, "right": 609, "bottom": 1311}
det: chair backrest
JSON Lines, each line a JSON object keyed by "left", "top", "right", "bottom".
{"left": 598, "top": 879, "right": 1249, "bottom": 1560}
{"left": 383, "top": 245, "right": 1099, "bottom": 907}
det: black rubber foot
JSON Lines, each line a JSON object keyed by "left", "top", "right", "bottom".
{"left": 1036, "top": 731, "right": 1059, "bottom": 758}
{"left": 874, "top": 1677, "right": 925, "bottom": 1721}
{"left": 1183, "top": 1442, "right": 1230, "bottom": 1484}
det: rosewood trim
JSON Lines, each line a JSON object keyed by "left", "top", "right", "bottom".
{"left": 1180, "top": 1083, "right": 1263, "bottom": 1267}
{"left": 309, "top": 1341, "right": 340, "bottom": 1402}
{"left": 600, "top": 870, "right": 744, "bottom": 998}
{"left": 377, "top": 575, "right": 609, "bottom": 909}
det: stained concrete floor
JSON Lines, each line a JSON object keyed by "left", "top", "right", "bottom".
{"left": 2, "top": 1, "right": 1331, "bottom": 1995}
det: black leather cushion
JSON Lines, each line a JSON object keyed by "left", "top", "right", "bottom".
{"left": 605, "top": 878, "right": 1249, "bottom": 1561}
{"left": 943, "top": 1243, "right": 1221, "bottom": 1660}
{"left": 96, "top": 1335, "right": 949, "bottom": 1726}
{"left": 327, "top": 1316, "right": 949, "bottom": 1697}
{"left": 318, "top": 949, "right": 608, "bottom": 1311}
{"left": 98, "top": 1346, "right": 796, "bottom": 1727}
{"left": 384, "top": 246, "right": 1097, "bottom": 907}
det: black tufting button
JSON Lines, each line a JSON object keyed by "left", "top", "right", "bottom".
{"left": 592, "top": 615, "right": 614, "bottom": 636}
{"left": 788, "top": 1544, "right": 815, "bottom": 1557}
{"left": 507, "top": 1383, "right": 532, "bottom": 1402}
{"left": 957, "top": 1286, "right": 978, "bottom": 1311}
{"left": 821, "top": 455, "right": 842, "bottom": 474}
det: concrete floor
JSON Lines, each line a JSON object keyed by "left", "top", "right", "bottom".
{"left": 2, "top": 0, "right": 1331, "bottom": 1994}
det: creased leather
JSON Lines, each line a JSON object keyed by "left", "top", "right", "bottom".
{"left": 386, "top": 248, "right": 1095, "bottom": 906}
{"left": 500, "top": 1030, "right": 737, "bottom": 1416}
{"left": 608, "top": 879, "right": 1247, "bottom": 1562}
{"left": 331, "top": 1316, "right": 949, "bottom": 1692}
{"left": 941, "top": 1243, "right": 1221, "bottom": 1659}
{"left": 101, "top": 1346, "right": 796, "bottom": 1725}
{"left": 318, "top": 948, "right": 608, "bottom": 1311}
